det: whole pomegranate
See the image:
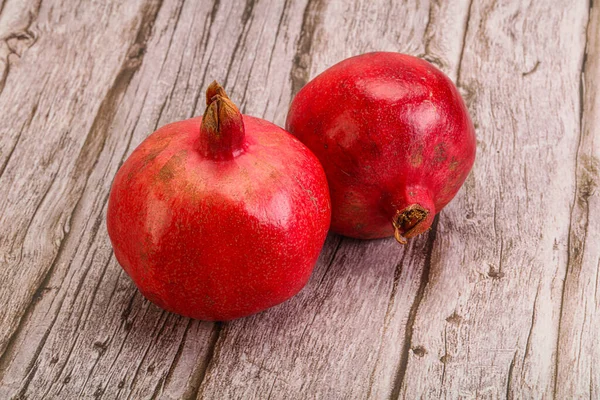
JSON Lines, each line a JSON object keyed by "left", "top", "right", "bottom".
{"left": 107, "top": 82, "right": 330, "bottom": 321}
{"left": 286, "top": 52, "right": 476, "bottom": 243}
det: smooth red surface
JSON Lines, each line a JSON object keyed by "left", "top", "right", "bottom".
{"left": 286, "top": 52, "right": 476, "bottom": 240}
{"left": 107, "top": 116, "right": 331, "bottom": 321}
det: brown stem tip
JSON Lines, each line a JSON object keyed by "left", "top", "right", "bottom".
{"left": 206, "top": 80, "right": 229, "bottom": 105}
{"left": 199, "top": 81, "right": 245, "bottom": 160}
{"left": 393, "top": 204, "right": 429, "bottom": 244}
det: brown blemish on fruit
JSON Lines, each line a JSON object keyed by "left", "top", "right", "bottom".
{"left": 144, "top": 149, "right": 161, "bottom": 163}
{"left": 127, "top": 140, "right": 172, "bottom": 183}
{"left": 433, "top": 143, "right": 447, "bottom": 163}
{"left": 144, "top": 136, "right": 172, "bottom": 163}
{"left": 158, "top": 163, "right": 175, "bottom": 181}
{"left": 410, "top": 144, "right": 424, "bottom": 167}
{"left": 411, "top": 153, "right": 423, "bottom": 167}
{"left": 158, "top": 150, "right": 187, "bottom": 182}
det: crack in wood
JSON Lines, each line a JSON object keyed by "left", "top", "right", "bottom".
{"left": 92, "top": 300, "right": 153, "bottom": 398}
{"left": 102, "top": 292, "right": 139, "bottom": 376}
{"left": 522, "top": 60, "right": 541, "bottom": 77}
{"left": 506, "top": 349, "right": 517, "bottom": 400}
{"left": 266, "top": 375, "right": 278, "bottom": 400}
{"left": 554, "top": 1, "right": 594, "bottom": 397}
{"left": 265, "top": 0, "right": 290, "bottom": 86}
{"left": 149, "top": 0, "right": 185, "bottom": 132}
{"left": 289, "top": 0, "right": 323, "bottom": 97}
{"left": 297, "top": 237, "right": 344, "bottom": 347}
{"left": 523, "top": 282, "right": 541, "bottom": 367}
{"left": 190, "top": 0, "right": 222, "bottom": 117}
{"left": 419, "top": 0, "right": 446, "bottom": 70}
{"left": 440, "top": 325, "right": 448, "bottom": 392}
{"left": 79, "top": 237, "right": 115, "bottom": 334}
{"left": 190, "top": 322, "right": 223, "bottom": 400}
{"left": 366, "top": 245, "right": 409, "bottom": 399}
{"left": 239, "top": 8, "right": 270, "bottom": 112}
{"left": 317, "top": 236, "right": 343, "bottom": 287}
{"left": 0, "top": 100, "right": 38, "bottom": 179}
{"left": 223, "top": 0, "right": 256, "bottom": 88}
{"left": 160, "top": 318, "right": 192, "bottom": 394}
{"left": 8, "top": 291, "right": 64, "bottom": 397}
{"left": 44, "top": 331, "right": 81, "bottom": 398}
{"left": 595, "top": 258, "right": 600, "bottom": 311}
{"left": 124, "top": 311, "right": 170, "bottom": 400}
{"left": 456, "top": 0, "right": 474, "bottom": 84}
{"left": 392, "top": 216, "right": 439, "bottom": 399}
{"left": 0, "top": 214, "right": 69, "bottom": 379}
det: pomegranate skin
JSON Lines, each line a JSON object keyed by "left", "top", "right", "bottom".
{"left": 107, "top": 89, "right": 330, "bottom": 321}
{"left": 286, "top": 52, "right": 476, "bottom": 242}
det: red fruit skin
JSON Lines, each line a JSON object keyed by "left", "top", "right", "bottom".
{"left": 286, "top": 52, "right": 476, "bottom": 240}
{"left": 107, "top": 116, "right": 331, "bottom": 321}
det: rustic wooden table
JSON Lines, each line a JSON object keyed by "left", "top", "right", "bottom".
{"left": 0, "top": 0, "right": 598, "bottom": 398}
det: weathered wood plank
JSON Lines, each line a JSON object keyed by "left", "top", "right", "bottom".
{"left": 556, "top": 1, "right": 600, "bottom": 398}
{"left": 196, "top": 1, "right": 472, "bottom": 399}
{"left": 399, "top": 1, "right": 590, "bottom": 398}
{"left": 0, "top": 0, "right": 152, "bottom": 361}
{"left": 0, "top": 0, "right": 597, "bottom": 398}
{"left": 0, "top": 0, "right": 316, "bottom": 398}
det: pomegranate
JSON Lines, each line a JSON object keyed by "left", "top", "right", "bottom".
{"left": 286, "top": 52, "right": 476, "bottom": 243}
{"left": 107, "top": 82, "right": 330, "bottom": 321}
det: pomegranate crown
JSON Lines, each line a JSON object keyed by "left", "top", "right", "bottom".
{"left": 198, "top": 81, "right": 245, "bottom": 160}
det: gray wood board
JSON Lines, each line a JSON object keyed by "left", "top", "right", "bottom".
{"left": 0, "top": 0, "right": 597, "bottom": 399}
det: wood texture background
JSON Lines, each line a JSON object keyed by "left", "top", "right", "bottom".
{"left": 0, "top": 0, "right": 597, "bottom": 398}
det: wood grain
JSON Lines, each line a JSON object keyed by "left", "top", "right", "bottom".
{"left": 555, "top": 1, "right": 600, "bottom": 397}
{"left": 399, "top": 0, "right": 591, "bottom": 398}
{"left": 0, "top": 0, "right": 598, "bottom": 398}
{"left": 0, "top": 0, "right": 152, "bottom": 362}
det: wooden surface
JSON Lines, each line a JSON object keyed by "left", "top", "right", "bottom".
{"left": 0, "top": 0, "right": 597, "bottom": 398}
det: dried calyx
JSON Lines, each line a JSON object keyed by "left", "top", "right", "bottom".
{"left": 393, "top": 204, "right": 430, "bottom": 244}
{"left": 198, "top": 81, "right": 245, "bottom": 160}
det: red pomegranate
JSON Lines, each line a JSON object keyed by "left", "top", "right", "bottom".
{"left": 107, "top": 82, "right": 331, "bottom": 321}
{"left": 286, "top": 52, "right": 476, "bottom": 243}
